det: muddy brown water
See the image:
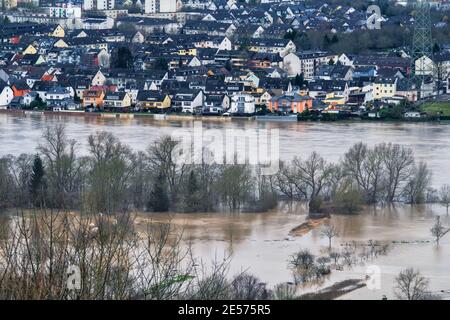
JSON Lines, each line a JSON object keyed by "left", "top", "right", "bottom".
{"left": 148, "top": 203, "right": 450, "bottom": 300}
{"left": 2, "top": 112, "right": 450, "bottom": 299}
{"left": 1, "top": 113, "right": 450, "bottom": 186}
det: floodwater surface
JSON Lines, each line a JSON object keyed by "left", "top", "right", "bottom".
{"left": 1, "top": 112, "right": 450, "bottom": 186}
{"left": 2, "top": 112, "right": 450, "bottom": 299}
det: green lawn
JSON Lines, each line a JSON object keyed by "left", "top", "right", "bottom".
{"left": 420, "top": 102, "right": 450, "bottom": 116}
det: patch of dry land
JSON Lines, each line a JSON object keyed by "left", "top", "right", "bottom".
{"left": 289, "top": 217, "right": 329, "bottom": 237}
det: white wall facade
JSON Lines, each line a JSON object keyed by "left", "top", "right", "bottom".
{"left": 145, "top": 0, "right": 177, "bottom": 14}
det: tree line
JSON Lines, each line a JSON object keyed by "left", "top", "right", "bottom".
{"left": 0, "top": 125, "right": 277, "bottom": 215}
{"left": 1, "top": 126, "right": 450, "bottom": 216}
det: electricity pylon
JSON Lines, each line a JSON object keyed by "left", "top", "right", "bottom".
{"left": 410, "top": 0, "right": 435, "bottom": 100}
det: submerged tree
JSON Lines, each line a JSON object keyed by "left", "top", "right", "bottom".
{"left": 148, "top": 172, "right": 170, "bottom": 212}
{"left": 403, "top": 162, "right": 432, "bottom": 204}
{"left": 439, "top": 185, "right": 450, "bottom": 214}
{"left": 320, "top": 224, "right": 340, "bottom": 250}
{"left": 431, "top": 216, "right": 448, "bottom": 246}
{"left": 86, "top": 131, "right": 134, "bottom": 214}
{"left": 394, "top": 268, "right": 429, "bottom": 300}
{"left": 38, "top": 125, "right": 81, "bottom": 209}
{"left": 216, "top": 164, "right": 254, "bottom": 211}
{"left": 184, "top": 170, "right": 201, "bottom": 212}
{"left": 29, "top": 154, "right": 46, "bottom": 206}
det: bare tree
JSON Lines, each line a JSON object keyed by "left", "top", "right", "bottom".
{"left": 85, "top": 131, "right": 135, "bottom": 214}
{"left": 430, "top": 216, "right": 448, "bottom": 246}
{"left": 273, "top": 282, "right": 297, "bottom": 300}
{"left": 146, "top": 136, "right": 187, "bottom": 203}
{"left": 394, "top": 268, "right": 430, "bottom": 300}
{"left": 321, "top": 224, "right": 340, "bottom": 250}
{"left": 380, "top": 143, "right": 414, "bottom": 203}
{"left": 343, "top": 143, "right": 384, "bottom": 204}
{"left": 293, "top": 152, "right": 334, "bottom": 213}
{"left": 216, "top": 164, "right": 254, "bottom": 211}
{"left": 439, "top": 185, "right": 450, "bottom": 214}
{"left": 230, "top": 272, "right": 268, "bottom": 300}
{"left": 403, "top": 162, "right": 432, "bottom": 204}
{"left": 274, "top": 161, "right": 307, "bottom": 200}
{"left": 329, "top": 251, "right": 340, "bottom": 265}
{"left": 38, "top": 125, "right": 82, "bottom": 208}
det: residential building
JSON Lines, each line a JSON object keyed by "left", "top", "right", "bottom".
{"left": 103, "top": 91, "right": 132, "bottom": 110}
{"left": 0, "top": 82, "right": 14, "bottom": 107}
{"left": 268, "top": 93, "right": 313, "bottom": 114}
{"left": 83, "top": 89, "right": 105, "bottom": 107}
{"left": 373, "top": 77, "right": 398, "bottom": 100}
{"left": 230, "top": 94, "right": 255, "bottom": 114}
{"left": 137, "top": 91, "right": 171, "bottom": 111}
{"left": 84, "top": 0, "right": 115, "bottom": 11}
{"left": 145, "top": 0, "right": 177, "bottom": 14}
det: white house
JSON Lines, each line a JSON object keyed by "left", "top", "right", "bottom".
{"left": 145, "top": 0, "right": 177, "bottom": 13}
{"left": 23, "top": 92, "right": 38, "bottom": 106}
{"left": 172, "top": 90, "right": 204, "bottom": 113}
{"left": 84, "top": 0, "right": 115, "bottom": 11}
{"left": 415, "top": 55, "right": 435, "bottom": 76}
{"left": 230, "top": 94, "right": 256, "bottom": 114}
{"left": 0, "top": 83, "right": 14, "bottom": 107}
{"left": 284, "top": 51, "right": 338, "bottom": 79}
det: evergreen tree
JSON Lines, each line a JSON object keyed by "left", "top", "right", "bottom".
{"left": 185, "top": 170, "right": 201, "bottom": 212}
{"left": 225, "top": 60, "right": 232, "bottom": 72}
{"left": 322, "top": 34, "right": 331, "bottom": 49}
{"left": 148, "top": 172, "right": 169, "bottom": 212}
{"left": 331, "top": 34, "right": 339, "bottom": 44}
{"left": 30, "top": 94, "right": 46, "bottom": 110}
{"left": 114, "top": 47, "right": 133, "bottom": 69}
{"left": 29, "top": 155, "right": 45, "bottom": 205}
{"left": 433, "top": 43, "right": 441, "bottom": 54}
{"left": 74, "top": 91, "right": 81, "bottom": 103}
{"left": 294, "top": 72, "right": 305, "bottom": 87}
{"left": 154, "top": 57, "right": 168, "bottom": 71}
{"left": 293, "top": 73, "right": 307, "bottom": 87}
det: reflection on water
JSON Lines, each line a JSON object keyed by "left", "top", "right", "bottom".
{"left": 1, "top": 113, "right": 450, "bottom": 187}
{"left": 149, "top": 203, "right": 450, "bottom": 300}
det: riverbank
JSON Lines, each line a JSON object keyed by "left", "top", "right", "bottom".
{"left": 2, "top": 109, "right": 450, "bottom": 123}
{"left": 0, "top": 109, "right": 236, "bottom": 122}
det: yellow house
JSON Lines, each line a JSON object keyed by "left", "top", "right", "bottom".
{"left": 373, "top": 77, "right": 397, "bottom": 100}
{"left": 23, "top": 45, "right": 37, "bottom": 55}
{"left": 103, "top": 92, "right": 132, "bottom": 110}
{"left": 178, "top": 48, "right": 197, "bottom": 56}
{"left": 53, "top": 39, "right": 69, "bottom": 48}
{"left": 323, "top": 93, "right": 346, "bottom": 108}
{"left": 51, "top": 25, "right": 65, "bottom": 38}
{"left": 137, "top": 91, "right": 171, "bottom": 110}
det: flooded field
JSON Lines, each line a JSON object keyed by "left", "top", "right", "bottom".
{"left": 148, "top": 204, "right": 450, "bottom": 300}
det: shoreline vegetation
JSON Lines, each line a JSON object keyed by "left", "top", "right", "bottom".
{"left": 2, "top": 104, "right": 450, "bottom": 123}
{"left": 1, "top": 124, "right": 448, "bottom": 216}
{"left": 1, "top": 125, "right": 449, "bottom": 300}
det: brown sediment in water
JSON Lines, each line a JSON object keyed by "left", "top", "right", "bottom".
{"left": 289, "top": 217, "right": 329, "bottom": 237}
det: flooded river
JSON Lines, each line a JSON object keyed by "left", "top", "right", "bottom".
{"left": 150, "top": 204, "right": 450, "bottom": 300}
{"left": 1, "top": 112, "right": 450, "bottom": 299}
{"left": 1, "top": 112, "right": 450, "bottom": 186}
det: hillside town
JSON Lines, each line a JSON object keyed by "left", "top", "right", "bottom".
{"left": 0, "top": 0, "right": 449, "bottom": 120}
